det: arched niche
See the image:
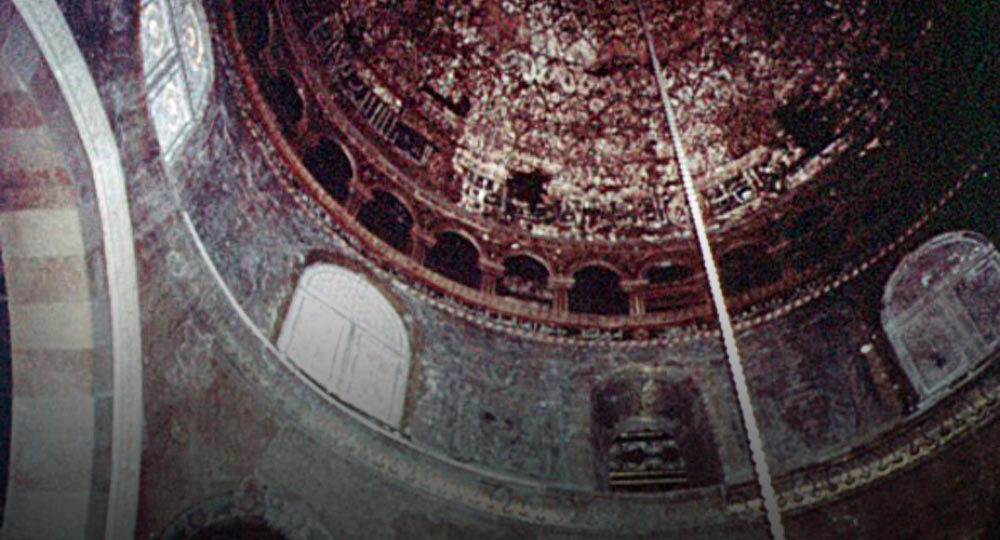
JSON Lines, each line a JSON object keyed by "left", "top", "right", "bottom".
{"left": 159, "top": 486, "right": 334, "bottom": 540}
{"left": 569, "top": 265, "right": 628, "bottom": 316}
{"left": 882, "top": 231, "right": 1000, "bottom": 400}
{"left": 424, "top": 231, "right": 482, "bottom": 289}
{"left": 277, "top": 264, "right": 411, "bottom": 427}
{"left": 140, "top": 0, "right": 214, "bottom": 160}
{"left": 259, "top": 69, "right": 303, "bottom": 139}
{"left": 302, "top": 137, "right": 352, "bottom": 203}
{"left": 591, "top": 374, "right": 722, "bottom": 493}
{"left": 356, "top": 189, "right": 414, "bottom": 253}
{"left": 643, "top": 263, "right": 698, "bottom": 313}
{"left": 498, "top": 254, "right": 552, "bottom": 305}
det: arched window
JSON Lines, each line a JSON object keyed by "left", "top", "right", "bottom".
{"left": 277, "top": 264, "right": 411, "bottom": 427}
{"left": 569, "top": 265, "right": 628, "bottom": 315}
{"left": 498, "top": 255, "right": 552, "bottom": 305}
{"left": 140, "top": 0, "right": 214, "bottom": 160}
{"left": 882, "top": 231, "right": 1000, "bottom": 400}
{"left": 424, "top": 231, "right": 482, "bottom": 289}
{"left": 302, "top": 137, "right": 352, "bottom": 203}
{"left": 356, "top": 190, "right": 414, "bottom": 253}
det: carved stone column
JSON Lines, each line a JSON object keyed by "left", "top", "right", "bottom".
{"left": 479, "top": 258, "right": 505, "bottom": 296}
{"left": 410, "top": 226, "right": 436, "bottom": 264}
{"left": 548, "top": 275, "right": 575, "bottom": 314}
{"left": 345, "top": 184, "right": 372, "bottom": 216}
{"left": 621, "top": 278, "right": 649, "bottom": 317}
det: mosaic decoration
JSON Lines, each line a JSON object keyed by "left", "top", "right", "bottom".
{"left": 288, "top": 0, "right": 894, "bottom": 240}
{"left": 201, "top": 3, "right": 1000, "bottom": 528}
{"left": 236, "top": 0, "right": 981, "bottom": 335}
{"left": 409, "top": 339, "right": 574, "bottom": 482}
{"left": 141, "top": 0, "right": 214, "bottom": 160}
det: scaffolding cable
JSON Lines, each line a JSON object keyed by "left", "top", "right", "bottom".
{"left": 634, "top": 3, "right": 787, "bottom": 539}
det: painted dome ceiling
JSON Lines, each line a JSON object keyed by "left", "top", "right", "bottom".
{"left": 315, "top": 0, "right": 891, "bottom": 241}
{"left": 224, "top": 0, "right": 987, "bottom": 331}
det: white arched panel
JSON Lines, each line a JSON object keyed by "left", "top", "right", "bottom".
{"left": 277, "top": 264, "right": 411, "bottom": 427}
{"left": 882, "top": 231, "right": 1000, "bottom": 400}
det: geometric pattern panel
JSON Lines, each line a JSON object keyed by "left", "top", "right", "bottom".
{"left": 277, "top": 264, "right": 411, "bottom": 428}
{"left": 140, "top": 0, "right": 214, "bottom": 160}
{"left": 148, "top": 68, "right": 194, "bottom": 156}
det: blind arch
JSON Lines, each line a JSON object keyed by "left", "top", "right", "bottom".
{"left": 277, "top": 264, "right": 411, "bottom": 427}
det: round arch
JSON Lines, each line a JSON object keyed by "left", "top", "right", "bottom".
{"left": 564, "top": 258, "right": 627, "bottom": 281}
{"left": 6, "top": 1, "right": 144, "bottom": 539}
{"left": 569, "top": 264, "right": 629, "bottom": 316}
{"left": 424, "top": 230, "right": 483, "bottom": 289}
{"left": 356, "top": 188, "right": 415, "bottom": 253}
{"left": 302, "top": 137, "right": 355, "bottom": 203}
{"left": 498, "top": 253, "right": 553, "bottom": 305}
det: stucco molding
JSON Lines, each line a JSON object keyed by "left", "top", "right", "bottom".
{"left": 10, "top": 1, "right": 144, "bottom": 539}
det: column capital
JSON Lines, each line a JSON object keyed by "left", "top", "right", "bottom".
{"left": 620, "top": 278, "right": 650, "bottom": 293}
{"left": 411, "top": 226, "right": 437, "bottom": 246}
{"left": 479, "top": 257, "right": 505, "bottom": 275}
{"left": 548, "top": 275, "right": 575, "bottom": 290}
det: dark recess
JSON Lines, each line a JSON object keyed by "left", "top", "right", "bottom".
{"left": 425, "top": 232, "right": 482, "bottom": 289}
{"left": 570, "top": 266, "right": 629, "bottom": 315}
{"left": 233, "top": 0, "right": 270, "bottom": 58}
{"left": 187, "top": 518, "right": 287, "bottom": 540}
{"left": 302, "top": 138, "right": 352, "bottom": 203}
{"left": 259, "top": 70, "right": 302, "bottom": 139}
{"left": 357, "top": 190, "right": 414, "bottom": 253}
